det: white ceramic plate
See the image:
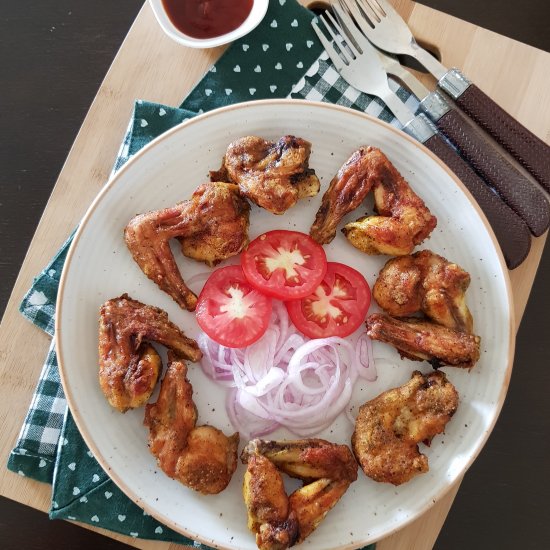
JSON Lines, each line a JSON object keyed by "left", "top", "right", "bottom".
{"left": 56, "top": 100, "right": 514, "bottom": 549}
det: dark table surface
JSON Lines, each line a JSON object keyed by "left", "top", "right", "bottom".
{"left": 1, "top": 1, "right": 549, "bottom": 549}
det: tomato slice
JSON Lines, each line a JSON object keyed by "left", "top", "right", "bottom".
{"left": 285, "top": 262, "right": 371, "bottom": 339}
{"left": 241, "top": 230, "right": 327, "bottom": 300}
{"left": 196, "top": 265, "right": 272, "bottom": 348}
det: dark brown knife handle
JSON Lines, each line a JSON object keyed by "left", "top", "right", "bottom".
{"left": 423, "top": 133, "right": 531, "bottom": 269}
{"left": 454, "top": 84, "right": 550, "bottom": 193}
{"left": 436, "top": 106, "right": 550, "bottom": 236}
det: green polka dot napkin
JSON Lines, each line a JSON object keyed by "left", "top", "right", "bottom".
{"left": 7, "top": 0, "right": 419, "bottom": 546}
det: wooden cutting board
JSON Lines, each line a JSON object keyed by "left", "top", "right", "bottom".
{"left": 0, "top": 1, "right": 548, "bottom": 548}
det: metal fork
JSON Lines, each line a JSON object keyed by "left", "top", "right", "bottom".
{"left": 311, "top": 5, "right": 531, "bottom": 268}
{"left": 312, "top": 9, "right": 429, "bottom": 140}
{"left": 342, "top": 0, "right": 443, "bottom": 77}
{"left": 340, "top": 0, "right": 550, "bottom": 193}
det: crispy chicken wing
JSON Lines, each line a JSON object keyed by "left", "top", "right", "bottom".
{"left": 245, "top": 439, "right": 358, "bottom": 483}
{"left": 352, "top": 370, "right": 459, "bottom": 485}
{"left": 243, "top": 453, "right": 299, "bottom": 550}
{"left": 369, "top": 250, "right": 480, "bottom": 368}
{"left": 144, "top": 352, "right": 239, "bottom": 494}
{"left": 310, "top": 146, "right": 378, "bottom": 244}
{"left": 210, "top": 135, "right": 320, "bottom": 215}
{"left": 373, "top": 250, "right": 474, "bottom": 333}
{"left": 321, "top": 147, "right": 436, "bottom": 255}
{"left": 125, "top": 182, "right": 250, "bottom": 311}
{"left": 98, "top": 294, "right": 202, "bottom": 412}
{"left": 366, "top": 313, "right": 480, "bottom": 369}
{"left": 176, "top": 183, "right": 251, "bottom": 266}
{"left": 241, "top": 439, "right": 357, "bottom": 549}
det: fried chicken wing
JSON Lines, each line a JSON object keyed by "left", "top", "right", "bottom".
{"left": 145, "top": 352, "right": 239, "bottom": 494}
{"left": 125, "top": 182, "right": 250, "bottom": 311}
{"left": 241, "top": 439, "right": 357, "bottom": 549}
{"left": 366, "top": 313, "right": 480, "bottom": 369}
{"left": 245, "top": 439, "right": 358, "bottom": 483}
{"left": 98, "top": 294, "right": 202, "bottom": 412}
{"left": 210, "top": 135, "right": 320, "bottom": 215}
{"left": 352, "top": 370, "right": 459, "bottom": 485}
{"left": 334, "top": 147, "right": 436, "bottom": 255}
{"left": 373, "top": 250, "right": 474, "bottom": 333}
{"left": 310, "top": 147, "right": 377, "bottom": 244}
{"left": 176, "top": 182, "right": 251, "bottom": 266}
{"left": 288, "top": 477, "right": 351, "bottom": 543}
{"left": 243, "top": 453, "right": 299, "bottom": 550}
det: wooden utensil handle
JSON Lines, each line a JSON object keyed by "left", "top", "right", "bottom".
{"left": 436, "top": 106, "right": 550, "bottom": 236}
{"left": 454, "top": 83, "right": 550, "bottom": 193}
{"left": 423, "top": 133, "right": 531, "bottom": 269}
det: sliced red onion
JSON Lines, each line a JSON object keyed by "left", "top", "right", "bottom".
{"left": 198, "top": 301, "right": 377, "bottom": 437}
{"left": 233, "top": 365, "right": 286, "bottom": 397}
{"left": 345, "top": 404, "right": 358, "bottom": 426}
{"left": 225, "top": 388, "right": 278, "bottom": 438}
{"left": 186, "top": 271, "right": 212, "bottom": 295}
{"left": 355, "top": 332, "right": 378, "bottom": 382}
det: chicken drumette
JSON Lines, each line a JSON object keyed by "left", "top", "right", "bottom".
{"left": 367, "top": 250, "right": 481, "bottom": 369}
{"left": 241, "top": 439, "right": 357, "bottom": 550}
{"left": 310, "top": 146, "right": 380, "bottom": 244}
{"left": 145, "top": 352, "right": 239, "bottom": 495}
{"left": 98, "top": 294, "right": 201, "bottom": 412}
{"left": 210, "top": 135, "right": 320, "bottom": 215}
{"left": 310, "top": 146, "right": 436, "bottom": 255}
{"left": 125, "top": 182, "right": 250, "bottom": 311}
{"left": 373, "top": 250, "right": 474, "bottom": 333}
{"left": 342, "top": 147, "right": 437, "bottom": 255}
{"left": 366, "top": 313, "right": 480, "bottom": 369}
{"left": 352, "top": 370, "right": 459, "bottom": 485}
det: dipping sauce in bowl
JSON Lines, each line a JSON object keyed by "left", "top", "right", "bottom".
{"left": 161, "top": 0, "right": 253, "bottom": 39}
{"left": 149, "top": 0, "right": 267, "bottom": 48}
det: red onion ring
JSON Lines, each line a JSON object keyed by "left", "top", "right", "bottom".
{"left": 199, "top": 300, "right": 377, "bottom": 437}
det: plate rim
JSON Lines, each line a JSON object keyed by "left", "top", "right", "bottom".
{"left": 55, "top": 98, "right": 516, "bottom": 548}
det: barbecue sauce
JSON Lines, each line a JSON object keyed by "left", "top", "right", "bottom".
{"left": 162, "top": 0, "right": 254, "bottom": 39}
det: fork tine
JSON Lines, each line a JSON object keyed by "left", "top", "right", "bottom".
{"left": 311, "top": 20, "right": 347, "bottom": 72}
{"left": 324, "top": 10, "right": 361, "bottom": 58}
{"left": 330, "top": 3, "right": 361, "bottom": 53}
{"left": 356, "top": 0, "right": 381, "bottom": 24}
{"left": 365, "top": 0, "right": 402, "bottom": 21}
{"left": 364, "top": 0, "right": 386, "bottom": 19}
{"left": 340, "top": 0, "right": 377, "bottom": 38}
{"left": 320, "top": 13, "right": 354, "bottom": 58}
{"left": 331, "top": 2, "right": 374, "bottom": 55}
{"left": 319, "top": 14, "right": 353, "bottom": 62}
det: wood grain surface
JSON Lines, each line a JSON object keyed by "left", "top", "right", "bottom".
{"left": 1, "top": 1, "right": 549, "bottom": 549}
